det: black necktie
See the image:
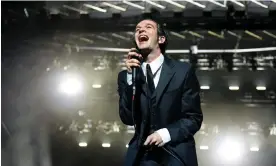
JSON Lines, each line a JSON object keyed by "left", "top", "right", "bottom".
{"left": 146, "top": 64, "right": 155, "bottom": 95}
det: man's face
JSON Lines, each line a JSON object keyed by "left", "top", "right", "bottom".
{"left": 134, "top": 19, "right": 159, "bottom": 51}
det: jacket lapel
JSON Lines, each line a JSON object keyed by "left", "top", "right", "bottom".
{"left": 152, "top": 56, "right": 175, "bottom": 104}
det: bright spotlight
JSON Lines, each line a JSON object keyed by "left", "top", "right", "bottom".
{"left": 58, "top": 76, "right": 83, "bottom": 95}
{"left": 250, "top": 146, "right": 259, "bottom": 152}
{"left": 102, "top": 143, "right": 111, "bottom": 148}
{"left": 256, "top": 86, "right": 266, "bottom": 91}
{"left": 126, "top": 144, "right": 129, "bottom": 148}
{"left": 79, "top": 142, "right": 87, "bottom": 147}
{"left": 200, "top": 86, "right": 210, "bottom": 90}
{"left": 199, "top": 145, "right": 209, "bottom": 150}
{"left": 229, "top": 86, "right": 239, "bottom": 90}
{"left": 217, "top": 139, "right": 244, "bottom": 161}
{"left": 92, "top": 84, "right": 102, "bottom": 88}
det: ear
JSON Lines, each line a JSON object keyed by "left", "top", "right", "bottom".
{"left": 158, "top": 36, "right": 166, "bottom": 44}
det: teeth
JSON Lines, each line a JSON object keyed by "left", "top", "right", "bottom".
{"left": 139, "top": 35, "right": 148, "bottom": 38}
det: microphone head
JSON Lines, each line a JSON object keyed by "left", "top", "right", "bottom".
{"left": 130, "top": 55, "right": 141, "bottom": 61}
{"left": 130, "top": 49, "right": 143, "bottom": 63}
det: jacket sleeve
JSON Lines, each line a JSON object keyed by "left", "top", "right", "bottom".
{"left": 166, "top": 65, "right": 203, "bottom": 144}
{"left": 117, "top": 70, "right": 135, "bottom": 125}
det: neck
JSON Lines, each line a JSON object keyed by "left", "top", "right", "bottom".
{"left": 143, "top": 49, "right": 161, "bottom": 63}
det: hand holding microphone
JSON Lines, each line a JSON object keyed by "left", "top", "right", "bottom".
{"left": 125, "top": 48, "right": 143, "bottom": 73}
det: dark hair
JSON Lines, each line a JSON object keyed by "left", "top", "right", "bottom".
{"left": 134, "top": 17, "right": 168, "bottom": 54}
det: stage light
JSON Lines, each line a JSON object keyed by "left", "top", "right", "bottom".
{"left": 190, "top": 45, "right": 198, "bottom": 54}
{"left": 256, "top": 86, "right": 266, "bottom": 91}
{"left": 58, "top": 75, "right": 83, "bottom": 96}
{"left": 83, "top": 4, "right": 107, "bottom": 13}
{"left": 189, "top": 43, "right": 198, "bottom": 68}
{"left": 217, "top": 139, "right": 244, "bottom": 161}
{"left": 250, "top": 146, "right": 259, "bottom": 152}
{"left": 92, "top": 84, "right": 102, "bottom": 88}
{"left": 229, "top": 86, "right": 239, "bottom": 90}
{"left": 199, "top": 145, "right": 209, "bottom": 150}
{"left": 126, "top": 144, "right": 129, "bottom": 148}
{"left": 63, "top": 5, "right": 88, "bottom": 14}
{"left": 263, "top": 30, "right": 276, "bottom": 39}
{"left": 270, "top": 124, "right": 276, "bottom": 136}
{"left": 229, "top": 0, "right": 245, "bottom": 7}
{"left": 143, "top": 0, "right": 166, "bottom": 9}
{"left": 170, "top": 31, "right": 186, "bottom": 39}
{"left": 102, "top": 2, "right": 126, "bottom": 11}
{"left": 79, "top": 142, "right": 88, "bottom": 147}
{"left": 245, "top": 30, "right": 262, "bottom": 40}
{"left": 207, "top": 0, "right": 226, "bottom": 8}
{"left": 200, "top": 86, "right": 210, "bottom": 90}
{"left": 122, "top": 0, "right": 145, "bottom": 10}
{"left": 250, "top": 0, "right": 268, "bottom": 9}
{"left": 256, "top": 67, "right": 265, "bottom": 70}
{"left": 163, "top": 0, "right": 185, "bottom": 9}
{"left": 185, "top": 0, "right": 205, "bottom": 8}
{"left": 102, "top": 143, "right": 111, "bottom": 148}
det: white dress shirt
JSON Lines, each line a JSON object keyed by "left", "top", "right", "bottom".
{"left": 126, "top": 54, "right": 171, "bottom": 146}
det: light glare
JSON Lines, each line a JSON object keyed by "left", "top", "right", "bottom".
{"left": 200, "top": 145, "right": 209, "bottom": 150}
{"left": 200, "top": 86, "right": 210, "bottom": 90}
{"left": 79, "top": 142, "right": 87, "bottom": 147}
{"left": 217, "top": 139, "right": 244, "bottom": 161}
{"left": 256, "top": 86, "right": 266, "bottom": 90}
{"left": 250, "top": 146, "right": 259, "bottom": 151}
{"left": 102, "top": 143, "right": 111, "bottom": 148}
{"left": 229, "top": 86, "right": 239, "bottom": 90}
{"left": 58, "top": 76, "right": 83, "bottom": 95}
{"left": 92, "top": 84, "right": 102, "bottom": 88}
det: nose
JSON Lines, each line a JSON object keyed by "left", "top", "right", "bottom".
{"left": 138, "top": 27, "right": 146, "bottom": 34}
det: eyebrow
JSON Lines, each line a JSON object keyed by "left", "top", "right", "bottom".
{"left": 136, "top": 23, "right": 155, "bottom": 29}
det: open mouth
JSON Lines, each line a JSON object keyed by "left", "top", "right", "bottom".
{"left": 138, "top": 35, "right": 149, "bottom": 42}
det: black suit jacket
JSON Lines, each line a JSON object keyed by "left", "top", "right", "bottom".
{"left": 118, "top": 56, "right": 203, "bottom": 166}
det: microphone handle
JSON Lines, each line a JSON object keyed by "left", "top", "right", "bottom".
{"left": 132, "top": 67, "right": 137, "bottom": 96}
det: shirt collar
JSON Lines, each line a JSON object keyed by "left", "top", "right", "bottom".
{"left": 142, "top": 54, "right": 164, "bottom": 74}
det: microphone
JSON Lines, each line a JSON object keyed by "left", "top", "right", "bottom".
{"left": 130, "top": 49, "right": 142, "bottom": 98}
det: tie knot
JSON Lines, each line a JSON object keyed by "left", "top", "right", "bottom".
{"left": 146, "top": 64, "right": 152, "bottom": 73}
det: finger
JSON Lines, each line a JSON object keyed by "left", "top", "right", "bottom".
{"left": 158, "top": 142, "right": 164, "bottom": 147}
{"left": 144, "top": 137, "right": 152, "bottom": 146}
{"left": 155, "top": 140, "right": 161, "bottom": 146}
{"left": 126, "top": 63, "right": 140, "bottom": 69}
{"left": 129, "top": 48, "right": 137, "bottom": 52}
{"left": 129, "top": 48, "right": 141, "bottom": 56}
{"left": 128, "top": 49, "right": 142, "bottom": 58}
{"left": 128, "top": 52, "right": 140, "bottom": 58}
{"left": 126, "top": 61, "right": 141, "bottom": 69}
{"left": 127, "top": 59, "right": 141, "bottom": 64}
{"left": 149, "top": 138, "right": 157, "bottom": 145}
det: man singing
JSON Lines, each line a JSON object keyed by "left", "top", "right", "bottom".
{"left": 117, "top": 17, "right": 203, "bottom": 166}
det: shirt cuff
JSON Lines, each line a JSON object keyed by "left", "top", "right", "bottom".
{"left": 156, "top": 128, "right": 171, "bottom": 145}
{"left": 126, "top": 73, "right": 132, "bottom": 85}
